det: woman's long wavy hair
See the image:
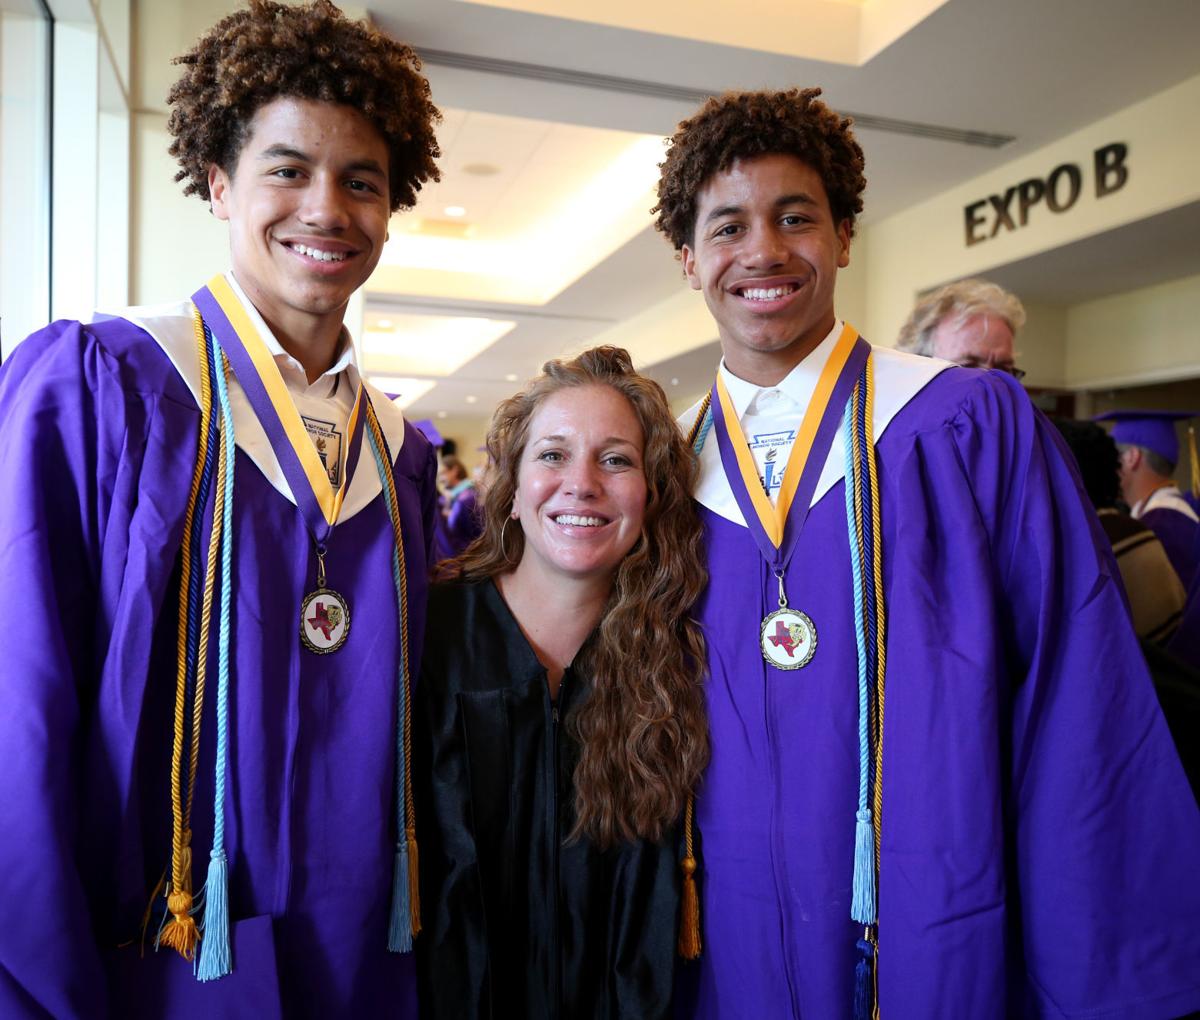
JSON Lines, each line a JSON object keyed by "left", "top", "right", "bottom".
{"left": 447, "top": 346, "right": 709, "bottom": 848}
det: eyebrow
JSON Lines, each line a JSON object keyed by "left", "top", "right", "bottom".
{"left": 702, "top": 193, "right": 819, "bottom": 226}
{"left": 532, "top": 434, "right": 638, "bottom": 447}
{"left": 258, "top": 145, "right": 386, "bottom": 176}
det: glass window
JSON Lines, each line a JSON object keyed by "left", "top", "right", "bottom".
{"left": 0, "top": 0, "right": 52, "bottom": 355}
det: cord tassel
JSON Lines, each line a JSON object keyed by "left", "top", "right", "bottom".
{"left": 407, "top": 831, "right": 422, "bottom": 936}
{"left": 196, "top": 850, "right": 231, "bottom": 981}
{"left": 387, "top": 841, "right": 413, "bottom": 952}
{"left": 851, "top": 809, "right": 877, "bottom": 924}
{"left": 853, "top": 937, "right": 875, "bottom": 1020}
{"left": 158, "top": 890, "right": 200, "bottom": 959}
{"left": 678, "top": 855, "right": 702, "bottom": 960}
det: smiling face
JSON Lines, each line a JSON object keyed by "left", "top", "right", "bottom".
{"left": 512, "top": 385, "right": 648, "bottom": 587}
{"left": 208, "top": 97, "right": 391, "bottom": 349}
{"left": 682, "top": 153, "right": 850, "bottom": 386}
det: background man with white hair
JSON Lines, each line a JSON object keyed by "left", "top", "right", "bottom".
{"left": 896, "top": 277, "right": 1026, "bottom": 378}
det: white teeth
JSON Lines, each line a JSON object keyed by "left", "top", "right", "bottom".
{"left": 292, "top": 243, "right": 348, "bottom": 262}
{"left": 554, "top": 514, "right": 605, "bottom": 527}
{"left": 741, "top": 285, "right": 797, "bottom": 300}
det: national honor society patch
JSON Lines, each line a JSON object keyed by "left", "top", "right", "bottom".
{"left": 301, "top": 414, "right": 343, "bottom": 489}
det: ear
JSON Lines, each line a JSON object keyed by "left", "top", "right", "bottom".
{"left": 208, "top": 164, "right": 232, "bottom": 222}
{"left": 836, "top": 220, "right": 851, "bottom": 269}
{"left": 681, "top": 244, "right": 702, "bottom": 291}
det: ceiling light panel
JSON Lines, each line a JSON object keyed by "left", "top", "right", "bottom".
{"left": 447, "top": 0, "right": 947, "bottom": 64}
{"left": 373, "top": 108, "right": 663, "bottom": 306}
{"left": 361, "top": 313, "right": 517, "bottom": 377}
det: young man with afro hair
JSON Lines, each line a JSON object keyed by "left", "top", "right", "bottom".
{"left": 659, "top": 88, "right": 1200, "bottom": 1019}
{"left": 0, "top": 3, "right": 442, "bottom": 1015}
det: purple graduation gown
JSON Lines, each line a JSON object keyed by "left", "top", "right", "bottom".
{"left": 0, "top": 317, "right": 436, "bottom": 1018}
{"left": 1140, "top": 504, "right": 1200, "bottom": 592}
{"left": 679, "top": 366, "right": 1200, "bottom": 1019}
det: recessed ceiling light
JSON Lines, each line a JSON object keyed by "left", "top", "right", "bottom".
{"left": 376, "top": 319, "right": 393, "bottom": 329}
{"left": 671, "top": 377, "right": 679, "bottom": 386}
{"left": 444, "top": 205, "right": 467, "bottom": 218}
{"left": 437, "top": 411, "right": 448, "bottom": 419}
{"left": 465, "top": 395, "right": 479, "bottom": 404}
{"left": 504, "top": 373, "right": 518, "bottom": 382}
{"left": 463, "top": 162, "right": 499, "bottom": 177}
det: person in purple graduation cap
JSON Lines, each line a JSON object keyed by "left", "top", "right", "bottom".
{"left": 653, "top": 87, "right": 1200, "bottom": 1019}
{"left": 0, "top": 3, "right": 442, "bottom": 1017}
{"left": 1095, "top": 409, "right": 1200, "bottom": 590}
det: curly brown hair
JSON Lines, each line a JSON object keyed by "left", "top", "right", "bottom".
{"left": 445, "top": 346, "right": 709, "bottom": 847}
{"left": 653, "top": 87, "right": 865, "bottom": 250}
{"left": 167, "top": 0, "right": 441, "bottom": 212}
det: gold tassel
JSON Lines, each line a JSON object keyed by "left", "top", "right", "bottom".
{"left": 406, "top": 831, "right": 422, "bottom": 936}
{"left": 678, "top": 790, "right": 701, "bottom": 959}
{"left": 158, "top": 889, "right": 200, "bottom": 959}
{"left": 678, "top": 856, "right": 701, "bottom": 959}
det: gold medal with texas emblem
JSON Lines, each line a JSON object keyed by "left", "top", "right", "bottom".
{"left": 300, "top": 587, "right": 350, "bottom": 654}
{"left": 760, "top": 606, "right": 817, "bottom": 670}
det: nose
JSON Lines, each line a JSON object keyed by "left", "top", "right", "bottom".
{"left": 740, "top": 224, "right": 788, "bottom": 270}
{"left": 299, "top": 174, "right": 351, "bottom": 232}
{"left": 561, "top": 458, "right": 601, "bottom": 499}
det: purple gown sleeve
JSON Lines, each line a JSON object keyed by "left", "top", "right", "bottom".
{"left": 0, "top": 322, "right": 130, "bottom": 1018}
{"left": 952, "top": 374, "right": 1200, "bottom": 1018}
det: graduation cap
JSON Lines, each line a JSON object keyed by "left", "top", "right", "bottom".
{"left": 411, "top": 418, "right": 445, "bottom": 448}
{"left": 1092, "top": 409, "right": 1198, "bottom": 466}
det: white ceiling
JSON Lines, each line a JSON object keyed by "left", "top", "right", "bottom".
{"left": 360, "top": 0, "right": 1200, "bottom": 421}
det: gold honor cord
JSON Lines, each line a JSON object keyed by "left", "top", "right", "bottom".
{"left": 675, "top": 392, "right": 713, "bottom": 961}
{"left": 365, "top": 402, "right": 421, "bottom": 936}
{"left": 160, "top": 311, "right": 222, "bottom": 958}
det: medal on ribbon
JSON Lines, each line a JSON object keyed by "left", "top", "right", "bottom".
{"left": 709, "top": 324, "right": 869, "bottom": 670}
{"left": 193, "top": 276, "right": 369, "bottom": 654}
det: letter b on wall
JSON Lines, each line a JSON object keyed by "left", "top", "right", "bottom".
{"left": 1094, "top": 143, "right": 1129, "bottom": 198}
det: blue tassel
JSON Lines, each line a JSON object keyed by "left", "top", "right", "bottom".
{"left": 387, "top": 842, "right": 412, "bottom": 953}
{"left": 853, "top": 937, "right": 874, "bottom": 1020}
{"left": 850, "top": 808, "right": 876, "bottom": 924}
{"left": 196, "top": 850, "right": 231, "bottom": 981}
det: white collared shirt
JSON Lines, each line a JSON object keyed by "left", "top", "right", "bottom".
{"left": 224, "top": 274, "right": 358, "bottom": 488}
{"left": 716, "top": 320, "right": 845, "bottom": 506}
{"left": 681, "top": 322, "right": 952, "bottom": 527}
{"left": 103, "top": 273, "right": 408, "bottom": 524}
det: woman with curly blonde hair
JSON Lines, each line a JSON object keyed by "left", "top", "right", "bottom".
{"left": 416, "top": 346, "right": 709, "bottom": 1019}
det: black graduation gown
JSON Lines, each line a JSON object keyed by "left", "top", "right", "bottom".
{"left": 415, "top": 579, "right": 681, "bottom": 1019}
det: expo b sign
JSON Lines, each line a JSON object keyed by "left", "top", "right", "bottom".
{"left": 964, "top": 143, "right": 1129, "bottom": 247}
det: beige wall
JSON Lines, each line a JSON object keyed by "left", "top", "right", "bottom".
{"left": 860, "top": 73, "right": 1200, "bottom": 375}
{"left": 430, "top": 415, "right": 490, "bottom": 475}
{"left": 1065, "top": 273, "right": 1200, "bottom": 390}
{"left": 1015, "top": 300, "right": 1068, "bottom": 389}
